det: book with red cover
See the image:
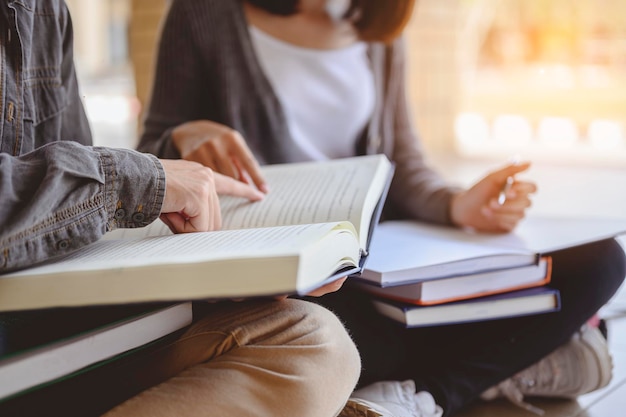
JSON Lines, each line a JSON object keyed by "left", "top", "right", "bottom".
{"left": 353, "top": 256, "right": 552, "bottom": 305}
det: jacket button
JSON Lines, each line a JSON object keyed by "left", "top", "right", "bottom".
{"left": 132, "top": 212, "right": 146, "bottom": 223}
{"left": 57, "top": 239, "right": 70, "bottom": 250}
{"left": 114, "top": 208, "right": 126, "bottom": 220}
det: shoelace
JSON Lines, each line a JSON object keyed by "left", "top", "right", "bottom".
{"left": 493, "top": 379, "right": 545, "bottom": 416}
{"left": 341, "top": 399, "right": 385, "bottom": 417}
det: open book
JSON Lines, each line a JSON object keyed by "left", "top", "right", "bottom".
{"left": 357, "top": 217, "right": 626, "bottom": 287}
{"left": 0, "top": 155, "right": 393, "bottom": 311}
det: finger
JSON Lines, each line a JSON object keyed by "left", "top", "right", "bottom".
{"left": 494, "top": 179, "right": 536, "bottom": 208}
{"left": 207, "top": 189, "right": 222, "bottom": 231}
{"left": 211, "top": 148, "right": 241, "bottom": 181}
{"left": 491, "top": 210, "right": 526, "bottom": 227}
{"left": 159, "top": 214, "right": 177, "bottom": 234}
{"left": 478, "top": 206, "right": 520, "bottom": 232}
{"left": 161, "top": 211, "right": 209, "bottom": 233}
{"left": 306, "top": 278, "right": 347, "bottom": 297}
{"left": 214, "top": 172, "right": 265, "bottom": 201}
{"left": 492, "top": 220, "right": 518, "bottom": 233}
{"left": 186, "top": 146, "right": 219, "bottom": 171}
{"left": 489, "top": 196, "right": 532, "bottom": 213}
{"left": 511, "top": 181, "right": 537, "bottom": 196}
{"left": 497, "top": 182, "right": 535, "bottom": 206}
{"left": 496, "top": 217, "right": 522, "bottom": 232}
{"left": 490, "top": 161, "right": 532, "bottom": 183}
{"left": 232, "top": 158, "right": 252, "bottom": 185}
{"left": 232, "top": 147, "right": 268, "bottom": 193}
{"left": 160, "top": 212, "right": 185, "bottom": 233}
{"left": 503, "top": 160, "right": 531, "bottom": 176}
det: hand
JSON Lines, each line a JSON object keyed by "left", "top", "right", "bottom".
{"left": 220, "top": 278, "right": 348, "bottom": 303}
{"left": 305, "top": 278, "right": 347, "bottom": 297}
{"left": 449, "top": 162, "right": 537, "bottom": 233}
{"left": 159, "top": 159, "right": 264, "bottom": 233}
{"left": 171, "top": 120, "right": 268, "bottom": 193}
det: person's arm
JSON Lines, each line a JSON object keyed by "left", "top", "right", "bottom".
{"left": 136, "top": 0, "right": 204, "bottom": 159}
{"left": 136, "top": 2, "right": 267, "bottom": 191}
{"left": 383, "top": 38, "right": 462, "bottom": 225}
{"left": 384, "top": 38, "right": 536, "bottom": 232}
{"left": 0, "top": 142, "right": 265, "bottom": 274}
{"left": 0, "top": 142, "right": 165, "bottom": 273}
{"left": 449, "top": 162, "right": 536, "bottom": 232}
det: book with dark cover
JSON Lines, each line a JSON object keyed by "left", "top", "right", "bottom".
{"left": 371, "top": 287, "right": 561, "bottom": 328}
{"left": 0, "top": 302, "right": 192, "bottom": 400}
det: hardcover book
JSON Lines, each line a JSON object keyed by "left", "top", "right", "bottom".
{"left": 0, "top": 155, "right": 393, "bottom": 311}
{"left": 0, "top": 302, "right": 192, "bottom": 400}
{"left": 372, "top": 287, "right": 561, "bottom": 328}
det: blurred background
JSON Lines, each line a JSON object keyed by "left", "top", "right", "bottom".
{"left": 65, "top": 0, "right": 626, "bottom": 168}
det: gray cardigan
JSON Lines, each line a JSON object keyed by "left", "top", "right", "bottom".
{"left": 138, "top": 0, "right": 459, "bottom": 225}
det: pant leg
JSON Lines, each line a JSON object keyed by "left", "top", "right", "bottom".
{"left": 317, "top": 238, "right": 626, "bottom": 416}
{"left": 99, "top": 298, "right": 360, "bottom": 417}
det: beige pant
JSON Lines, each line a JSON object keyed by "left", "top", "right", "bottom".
{"left": 102, "top": 299, "right": 360, "bottom": 417}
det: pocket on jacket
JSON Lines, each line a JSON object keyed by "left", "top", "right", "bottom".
{"left": 15, "top": 0, "right": 70, "bottom": 125}
{"left": 23, "top": 69, "right": 68, "bottom": 126}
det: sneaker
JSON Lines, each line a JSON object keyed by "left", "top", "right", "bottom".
{"left": 480, "top": 325, "right": 613, "bottom": 414}
{"left": 339, "top": 380, "right": 443, "bottom": 417}
{"left": 338, "top": 398, "right": 394, "bottom": 417}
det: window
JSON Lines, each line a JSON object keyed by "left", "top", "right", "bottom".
{"left": 454, "top": 0, "right": 626, "bottom": 165}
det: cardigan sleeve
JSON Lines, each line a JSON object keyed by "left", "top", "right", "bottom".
{"left": 383, "top": 38, "right": 463, "bottom": 225}
{"left": 137, "top": 0, "right": 204, "bottom": 159}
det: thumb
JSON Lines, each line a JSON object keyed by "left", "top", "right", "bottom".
{"left": 490, "top": 161, "right": 531, "bottom": 182}
{"left": 214, "top": 172, "right": 265, "bottom": 201}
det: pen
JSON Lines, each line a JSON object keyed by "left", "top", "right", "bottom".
{"left": 498, "top": 176, "right": 514, "bottom": 205}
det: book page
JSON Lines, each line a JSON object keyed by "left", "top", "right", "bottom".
{"left": 463, "top": 216, "right": 626, "bottom": 253}
{"left": 219, "top": 155, "right": 390, "bottom": 248}
{"left": 6, "top": 223, "right": 351, "bottom": 275}
{"left": 366, "top": 221, "right": 532, "bottom": 273}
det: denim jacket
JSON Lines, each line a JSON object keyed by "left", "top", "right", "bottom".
{"left": 0, "top": 0, "right": 165, "bottom": 273}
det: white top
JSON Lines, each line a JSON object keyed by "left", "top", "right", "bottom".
{"left": 249, "top": 26, "right": 376, "bottom": 161}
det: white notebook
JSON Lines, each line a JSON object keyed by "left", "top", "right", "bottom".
{"left": 359, "top": 216, "right": 626, "bottom": 287}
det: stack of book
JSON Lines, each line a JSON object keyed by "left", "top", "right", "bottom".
{"left": 353, "top": 217, "right": 626, "bottom": 328}
{"left": 0, "top": 302, "right": 192, "bottom": 416}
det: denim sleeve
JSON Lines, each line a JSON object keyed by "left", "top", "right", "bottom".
{"left": 0, "top": 141, "right": 165, "bottom": 273}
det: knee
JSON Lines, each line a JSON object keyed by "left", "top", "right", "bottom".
{"left": 590, "top": 239, "right": 626, "bottom": 291}
{"left": 553, "top": 239, "right": 626, "bottom": 314}
{"left": 285, "top": 298, "right": 361, "bottom": 375}
{"left": 556, "top": 238, "right": 625, "bottom": 290}
{"left": 282, "top": 299, "right": 361, "bottom": 413}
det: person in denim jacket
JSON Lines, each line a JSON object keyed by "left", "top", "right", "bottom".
{"left": 0, "top": 2, "right": 361, "bottom": 416}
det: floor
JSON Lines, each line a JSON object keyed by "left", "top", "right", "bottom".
{"left": 429, "top": 153, "right": 626, "bottom": 416}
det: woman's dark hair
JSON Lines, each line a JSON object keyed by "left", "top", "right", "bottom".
{"left": 245, "top": 0, "right": 300, "bottom": 16}
{"left": 245, "top": 0, "right": 416, "bottom": 43}
{"left": 351, "top": 0, "right": 417, "bottom": 43}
